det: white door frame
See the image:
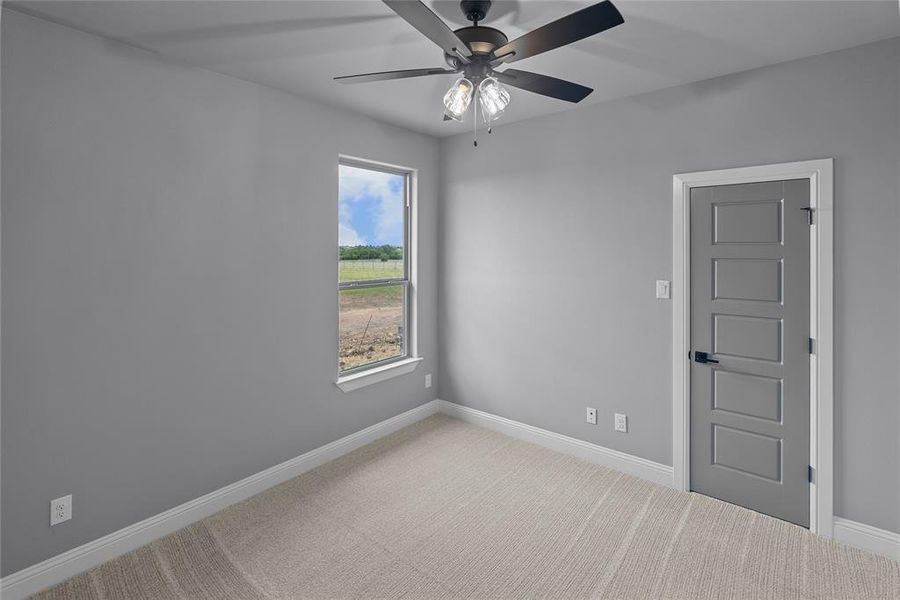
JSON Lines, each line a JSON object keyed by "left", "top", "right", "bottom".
{"left": 672, "top": 159, "right": 834, "bottom": 537}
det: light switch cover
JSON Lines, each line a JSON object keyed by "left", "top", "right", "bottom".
{"left": 656, "top": 280, "right": 671, "bottom": 299}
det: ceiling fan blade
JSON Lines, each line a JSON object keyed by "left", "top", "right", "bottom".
{"left": 383, "top": 0, "right": 472, "bottom": 62}
{"left": 495, "top": 69, "right": 593, "bottom": 103}
{"left": 493, "top": 1, "right": 624, "bottom": 64}
{"left": 335, "top": 67, "right": 457, "bottom": 84}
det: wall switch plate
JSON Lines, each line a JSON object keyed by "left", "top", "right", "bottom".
{"left": 614, "top": 413, "right": 628, "bottom": 433}
{"left": 586, "top": 407, "right": 597, "bottom": 425}
{"left": 656, "top": 280, "right": 671, "bottom": 299}
{"left": 425, "top": 373, "right": 432, "bottom": 389}
{"left": 50, "top": 494, "right": 72, "bottom": 526}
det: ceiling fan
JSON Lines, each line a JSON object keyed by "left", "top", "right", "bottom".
{"left": 335, "top": 0, "right": 624, "bottom": 138}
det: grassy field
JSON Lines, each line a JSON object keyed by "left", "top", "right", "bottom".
{"left": 339, "top": 284, "right": 403, "bottom": 309}
{"left": 339, "top": 259, "right": 403, "bottom": 283}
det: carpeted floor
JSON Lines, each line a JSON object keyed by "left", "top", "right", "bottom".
{"left": 34, "top": 414, "right": 899, "bottom": 599}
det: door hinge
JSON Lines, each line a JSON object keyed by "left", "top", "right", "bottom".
{"left": 808, "top": 337, "right": 815, "bottom": 354}
{"left": 808, "top": 465, "right": 815, "bottom": 484}
{"left": 801, "top": 207, "right": 815, "bottom": 225}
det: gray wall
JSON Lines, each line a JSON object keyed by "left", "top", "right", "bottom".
{"left": 439, "top": 38, "right": 900, "bottom": 533}
{"left": 1, "top": 9, "right": 439, "bottom": 575}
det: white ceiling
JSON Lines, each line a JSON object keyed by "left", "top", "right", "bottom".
{"left": 9, "top": 1, "right": 900, "bottom": 137}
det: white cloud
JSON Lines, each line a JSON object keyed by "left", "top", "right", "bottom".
{"left": 374, "top": 195, "right": 403, "bottom": 244}
{"left": 339, "top": 165, "right": 397, "bottom": 202}
{"left": 339, "top": 165, "right": 404, "bottom": 246}
{"left": 339, "top": 222, "right": 366, "bottom": 246}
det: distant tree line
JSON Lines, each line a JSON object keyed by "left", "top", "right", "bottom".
{"left": 339, "top": 245, "right": 403, "bottom": 261}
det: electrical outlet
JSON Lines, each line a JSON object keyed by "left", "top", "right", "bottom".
{"left": 586, "top": 407, "right": 597, "bottom": 425}
{"left": 614, "top": 413, "right": 628, "bottom": 433}
{"left": 425, "top": 373, "right": 432, "bottom": 389}
{"left": 50, "top": 494, "right": 72, "bottom": 526}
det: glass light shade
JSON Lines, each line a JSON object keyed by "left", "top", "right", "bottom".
{"left": 443, "top": 78, "right": 474, "bottom": 122}
{"left": 478, "top": 77, "right": 510, "bottom": 123}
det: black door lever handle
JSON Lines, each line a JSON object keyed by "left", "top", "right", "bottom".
{"left": 694, "top": 351, "right": 719, "bottom": 364}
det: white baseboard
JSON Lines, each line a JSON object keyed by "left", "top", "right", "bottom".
{"left": 436, "top": 400, "right": 675, "bottom": 487}
{"left": 0, "top": 400, "right": 441, "bottom": 600}
{"left": 833, "top": 517, "right": 900, "bottom": 560}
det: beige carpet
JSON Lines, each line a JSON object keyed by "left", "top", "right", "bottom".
{"left": 34, "top": 414, "right": 899, "bottom": 599}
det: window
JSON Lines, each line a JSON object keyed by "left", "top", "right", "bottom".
{"left": 338, "top": 160, "right": 411, "bottom": 375}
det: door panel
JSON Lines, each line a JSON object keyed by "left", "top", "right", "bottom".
{"left": 690, "top": 180, "right": 810, "bottom": 527}
{"left": 713, "top": 314, "right": 783, "bottom": 362}
{"left": 713, "top": 370, "right": 782, "bottom": 422}
{"left": 712, "top": 424, "right": 783, "bottom": 481}
{"left": 713, "top": 259, "right": 782, "bottom": 302}
{"left": 713, "top": 200, "right": 782, "bottom": 243}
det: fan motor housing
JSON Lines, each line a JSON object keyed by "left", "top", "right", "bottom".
{"left": 443, "top": 25, "right": 508, "bottom": 74}
{"left": 453, "top": 26, "right": 508, "bottom": 55}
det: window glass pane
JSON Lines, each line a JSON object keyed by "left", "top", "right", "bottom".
{"left": 338, "top": 164, "right": 405, "bottom": 283}
{"left": 339, "top": 284, "right": 405, "bottom": 372}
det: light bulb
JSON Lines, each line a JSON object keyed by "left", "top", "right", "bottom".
{"left": 477, "top": 77, "right": 510, "bottom": 123}
{"left": 443, "top": 78, "right": 474, "bottom": 122}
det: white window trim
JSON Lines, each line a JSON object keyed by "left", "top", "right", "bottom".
{"left": 672, "top": 158, "right": 834, "bottom": 537}
{"left": 336, "top": 356, "right": 423, "bottom": 392}
{"left": 335, "top": 155, "right": 420, "bottom": 391}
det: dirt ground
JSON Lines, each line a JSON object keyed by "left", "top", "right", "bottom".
{"left": 339, "top": 304, "right": 403, "bottom": 371}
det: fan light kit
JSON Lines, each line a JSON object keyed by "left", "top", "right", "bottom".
{"left": 443, "top": 77, "right": 474, "bottom": 121}
{"left": 336, "top": 0, "right": 625, "bottom": 146}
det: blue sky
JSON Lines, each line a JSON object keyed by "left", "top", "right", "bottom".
{"left": 339, "top": 165, "right": 404, "bottom": 247}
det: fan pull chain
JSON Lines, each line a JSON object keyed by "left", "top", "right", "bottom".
{"left": 473, "top": 91, "right": 478, "bottom": 147}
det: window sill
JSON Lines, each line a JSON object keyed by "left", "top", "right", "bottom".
{"left": 335, "top": 357, "right": 423, "bottom": 393}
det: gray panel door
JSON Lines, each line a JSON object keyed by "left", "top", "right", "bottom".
{"left": 690, "top": 180, "right": 810, "bottom": 527}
